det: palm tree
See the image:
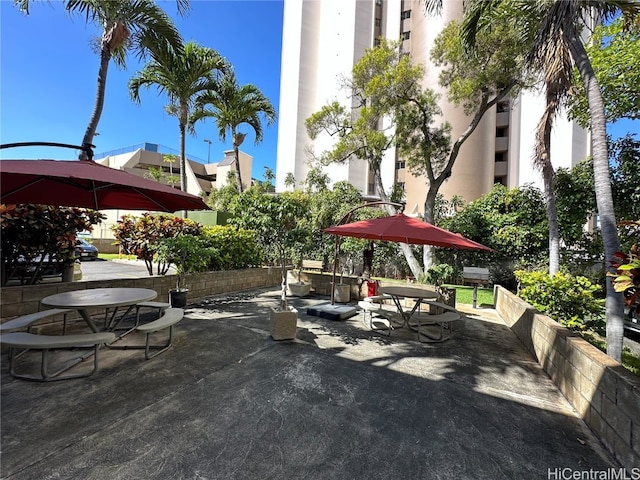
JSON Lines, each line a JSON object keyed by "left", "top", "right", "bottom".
{"left": 192, "top": 71, "right": 276, "bottom": 192}
{"left": 128, "top": 41, "right": 229, "bottom": 192}
{"left": 533, "top": 39, "right": 574, "bottom": 276}
{"left": 15, "top": 0, "right": 188, "bottom": 160}
{"left": 462, "top": 0, "right": 640, "bottom": 362}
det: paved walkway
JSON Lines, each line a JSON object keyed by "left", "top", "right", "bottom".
{"left": 1, "top": 288, "right": 618, "bottom": 479}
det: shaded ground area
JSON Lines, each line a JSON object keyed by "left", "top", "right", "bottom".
{"left": 1, "top": 288, "right": 618, "bottom": 479}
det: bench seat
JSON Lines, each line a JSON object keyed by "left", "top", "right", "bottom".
{"left": 108, "top": 308, "right": 184, "bottom": 359}
{"left": 0, "top": 308, "right": 71, "bottom": 334}
{"left": 1, "top": 331, "right": 115, "bottom": 381}
{"left": 413, "top": 311, "right": 461, "bottom": 343}
{"left": 134, "top": 301, "right": 170, "bottom": 324}
{"left": 357, "top": 300, "right": 400, "bottom": 336}
{"left": 301, "top": 260, "right": 323, "bottom": 271}
{"left": 424, "top": 301, "right": 458, "bottom": 314}
{"left": 137, "top": 307, "right": 184, "bottom": 359}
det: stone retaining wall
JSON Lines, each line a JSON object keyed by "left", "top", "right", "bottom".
{"left": 1, "top": 267, "right": 282, "bottom": 324}
{"left": 494, "top": 285, "right": 640, "bottom": 470}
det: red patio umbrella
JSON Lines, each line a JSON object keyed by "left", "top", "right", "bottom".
{"left": 323, "top": 213, "right": 494, "bottom": 251}
{"left": 0, "top": 159, "right": 210, "bottom": 212}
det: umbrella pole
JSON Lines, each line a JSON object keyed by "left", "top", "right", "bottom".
{"left": 330, "top": 235, "right": 342, "bottom": 305}
{"left": 329, "top": 201, "right": 404, "bottom": 305}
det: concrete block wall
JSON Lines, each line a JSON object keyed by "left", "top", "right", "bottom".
{"left": 1, "top": 267, "right": 281, "bottom": 325}
{"left": 299, "top": 272, "right": 426, "bottom": 302}
{"left": 494, "top": 286, "right": 640, "bottom": 470}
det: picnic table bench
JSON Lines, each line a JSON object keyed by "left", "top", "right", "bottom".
{"left": 1, "top": 331, "right": 115, "bottom": 381}
{"left": 302, "top": 259, "right": 323, "bottom": 271}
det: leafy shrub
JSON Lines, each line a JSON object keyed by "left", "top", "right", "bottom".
{"left": 420, "top": 263, "right": 454, "bottom": 285}
{"left": 609, "top": 220, "right": 640, "bottom": 321}
{"left": 514, "top": 270, "right": 605, "bottom": 334}
{"left": 201, "top": 225, "right": 263, "bottom": 270}
{"left": 112, "top": 213, "right": 202, "bottom": 276}
{"left": 156, "top": 234, "right": 215, "bottom": 290}
{"left": 1, "top": 204, "right": 104, "bottom": 285}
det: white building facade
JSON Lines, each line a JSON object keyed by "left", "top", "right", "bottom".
{"left": 275, "top": 0, "right": 590, "bottom": 213}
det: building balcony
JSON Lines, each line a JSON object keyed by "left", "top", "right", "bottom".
{"left": 494, "top": 161, "right": 508, "bottom": 177}
{"left": 496, "top": 111, "right": 510, "bottom": 127}
{"left": 495, "top": 137, "right": 509, "bottom": 151}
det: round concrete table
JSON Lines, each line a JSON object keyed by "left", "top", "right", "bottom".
{"left": 42, "top": 287, "right": 157, "bottom": 333}
{"left": 378, "top": 285, "right": 439, "bottom": 328}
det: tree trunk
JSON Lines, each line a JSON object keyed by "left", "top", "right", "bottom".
{"left": 538, "top": 107, "right": 560, "bottom": 275}
{"left": 179, "top": 122, "right": 187, "bottom": 192}
{"left": 234, "top": 144, "right": 244, "bottom": 192}
{"left": 422, "top": 188, "right": 439, "bottom": 272}
{"left": 80, "top": 48, "right": 111, "bottom": 160}
{"left": 233, "top": 129, "right": 245, "bottom": 192}
{"left": 567, "top": 32, "right": 623, "bottom": 362}
{"left": 374, "top": 173, "right": 422, "bottom": 278}
{"left": 545, "top": 174, "right": 560, "bottom": 276}
{"left": 418, "top": 87, "right": 511, "bottom": 273}
{"left": 280, "top": 246, "right": 288, "bottom": 310}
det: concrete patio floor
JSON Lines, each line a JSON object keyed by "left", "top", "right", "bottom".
{"left": 1, "top": 287, "right": 620, "bottom": 479}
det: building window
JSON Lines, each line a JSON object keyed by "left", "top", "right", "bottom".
{"left": 374, "top": 38, "right": 381, "bottom": 46}
{"left": 375, "top": 0, "right": 382, "bottom": 5}
{"left": 402, "top": 31, "right": 411, "bottom": 40}
{"left": 495, "top": 152, "right": 506, "bottom": 162}
{"left": 494, "top": 177, "right": 506, "bottom": 186}
{"left": 375, "top": 18, "right": 381, "bottom": 27}
{"left": 496, "top": 127, "right": 508, "bottom": 137}
{"left": 395, "top": 161, "right": 405, "bottom": 169}
{"left": 401, "top": 10, "right": 411, "bottom": 19}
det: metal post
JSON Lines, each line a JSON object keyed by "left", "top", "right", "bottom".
{"left": 473, "top": 284, "right": 478, "bottom": 309}
{"left": 328, "top": 201, "right": 404, "bottom": 304}
{"left": 204, "top": 139, "right": 212, "bottom": 163}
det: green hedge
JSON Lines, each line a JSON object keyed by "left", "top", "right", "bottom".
{"left": 514, "top": 270, "right": 605, "bottom": 334}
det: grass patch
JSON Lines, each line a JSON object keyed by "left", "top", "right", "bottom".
{"left": 444, "top": 284, "right": 494, "bottom": 307}
{"left": 98, "top": 253, "right": 137, "bottom": 261}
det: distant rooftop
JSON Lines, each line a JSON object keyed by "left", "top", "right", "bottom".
{"left": 94, "top": 142, "right": 207, "bottom": 164}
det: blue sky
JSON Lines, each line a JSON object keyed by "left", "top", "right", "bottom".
{"left": 1, "top": 1, "right": 637, "bottom": 182}
{"left": 0, "top": 0, "right": 284, "bottom": 180}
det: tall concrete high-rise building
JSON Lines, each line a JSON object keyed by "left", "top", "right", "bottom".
{"left": 275, "top": 0, "right": 590, "bottom": 214}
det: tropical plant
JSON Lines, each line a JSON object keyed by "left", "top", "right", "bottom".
{"left": 111, "top": 212, "right": 202, "bottom": 275}
{"left": 155, "top": 234, "right": 213, "bottom": 291}
{"left": 515, "top": 269, "right": 605, "bottom": 334}
{"left": 200, "top": 225, "right": 263, "bottom": 271}
{"left": 129, "top": 41, "right": 229, "bottom": 192}
{"left": 461, "top": 0, "right": 640, "bottom": 362}
{"left": 421, "top": 263, "right": 454, "bottom": 286}
{"left": 163, "top": 153, "right": 180, "bottom": 186}
{"left": 609, "top": 221, "right": 640, "bottom": 321}
{"left": 207, "top": 180, "right": 239, "bottom": 212}
{"left": 554, "top": 159, "right": 596, "bottom": 245}
{"left": 284, "top": 172, "right": 296, "bottom": 190}
{"left": 145, "top": 166, "right": 165, "bottom": 182}
{"left": 567, "top": 18, "right": 640, "bottom": 126}
{"left": 228, "top": 188, "right": 310, "bottom": 309}
{"left": 192, "top": 70, "right": 276, "bottom": 193}
{"left": 307, "top": 181, "right": 366, "bottom": 271}
{"left": 14, "top": 0, "right": 187, "bottom": 159}
{"left": 438, "top": 184, "right": 547, "bottom": 289}
{"left": 610, "top": 134, "right": 640, "bottom": 223}
{"left": 0, "top": 204, "right": 104, "bottom": 285}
